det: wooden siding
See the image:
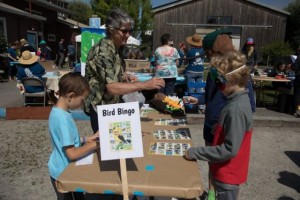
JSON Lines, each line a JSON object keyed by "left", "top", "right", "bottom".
{"left": 153, "top": 0, "right": 287, "bottom": 52}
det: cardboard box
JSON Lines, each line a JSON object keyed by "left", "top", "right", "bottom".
{"left": 125, "top": 59, "right": 150, "bottom": 72}
{"left": 56, "top": 111, "right": 204, "bottom": 198}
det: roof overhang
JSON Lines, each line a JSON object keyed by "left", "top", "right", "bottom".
{"left": 0, "top": 2, "right": 46, "bottom": 21}
{"left": 57, "top": 16, "right": 88, "bottom": 29}
{"left": 166, "top": 23, "right": 273, "bottom": 28}
{"left": 153, "top": 0, "right": 290, "bottom": 16}
{"left": 26, "top": 0, "right": 73, "bottom": 15}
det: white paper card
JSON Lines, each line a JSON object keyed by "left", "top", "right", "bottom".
{"left": 75, "top": 153, "right": 94, "bottom": 166}
{"left": 97, "top": 102, "right": 144, "bottom": 161}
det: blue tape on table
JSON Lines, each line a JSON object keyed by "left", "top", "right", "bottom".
{"left": 103, "top": 190, "right": 115, "bottom": 194}
{"left": 145, "top": 165, "right": 154, "bottom": 171}
{"left": 133, "top": 191, "right": 144, "bottom": 196}
{"left": 75, "top": 188, "right": 85, "bottom": 192}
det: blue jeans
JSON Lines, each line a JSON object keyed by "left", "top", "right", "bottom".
{"left": 159, "top": 78, "right": 176, "bottom": 96}
{"left": 185, "top": 71, "right": 204, "bottom": 93}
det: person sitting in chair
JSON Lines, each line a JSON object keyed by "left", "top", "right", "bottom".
{"left": 17, "top": 50, "right": 46, "bottom": 93}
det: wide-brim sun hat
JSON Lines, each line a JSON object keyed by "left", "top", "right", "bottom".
{"left": 19, "top": 50, "right": 39, "bottom": 65}
{"left": 186, "top": 34, "right": 202, "bottom": 47}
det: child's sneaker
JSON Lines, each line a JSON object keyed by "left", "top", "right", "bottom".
{"left": 199, "top": 191, "right": 208, "bottom": 200}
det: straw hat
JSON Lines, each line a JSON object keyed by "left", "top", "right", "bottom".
{"left": 186, "top": 34, "right": 202, "bottom": 47}
{"left": 19, "top": 50, "right": 38, "bottom": 65}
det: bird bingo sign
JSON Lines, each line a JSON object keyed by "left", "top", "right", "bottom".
{"left": 97, "top": 102, "right": 144, "bottom": 161}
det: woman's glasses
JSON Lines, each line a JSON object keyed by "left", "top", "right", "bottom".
{"left": 113, "top": 27, "right": 133, "bottom": 35}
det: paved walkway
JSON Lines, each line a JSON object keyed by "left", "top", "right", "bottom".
{"left": 1, "top": 80, "right": 299, "bottom": 127}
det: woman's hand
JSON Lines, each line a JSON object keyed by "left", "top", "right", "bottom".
{"left": 143, "top": 77, "right": 165, "bottom": 90}
{"left": 124, "top": 73, "right": 138, "bottom": 83}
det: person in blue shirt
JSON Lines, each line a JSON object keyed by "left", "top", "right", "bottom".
{"left": 39, "top": 40, "right": 52, "bottom": 61}
{"left": 17, "top": 50, "right": 46, "bottom": 93}
{"left": 7, "top": 41, "right": 19, "bottom": 81}
{"left": 48, "top": 73, "right": 99, "bottom": 200}
{"left": 185, "top": 34, "right": 205, "bottom": 93}
{"left": 177, "top": 42, "right": 186, "bottom": 68}
{"left": 67, "top": 42, "right": 76, "bottom": 69}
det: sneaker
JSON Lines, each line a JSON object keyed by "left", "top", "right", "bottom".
{"left": 294, "top": 110, "right": 300, "bottom": 118}
{"left": 199, "top": 191, "right": 208, "bottom": 200}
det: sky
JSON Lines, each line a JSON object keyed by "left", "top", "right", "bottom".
{"left": 78, "top": 0, "right": 295, "bottom": 10}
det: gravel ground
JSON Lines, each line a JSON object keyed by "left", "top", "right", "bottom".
{"left": 0, "top": 120, "right": 299, "bottom": 200}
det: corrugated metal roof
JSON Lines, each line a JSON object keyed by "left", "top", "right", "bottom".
{"left": 0, "top": 2, "right": 47, "bottom": 21}
{"left": 153, "top": 0, "right": 290, "bottom": 15}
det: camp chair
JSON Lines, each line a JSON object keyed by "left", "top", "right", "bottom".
{"left": 184, "top": 81, "right": 206, "bottom": 113}
{"left": 21, "top": 77, "right": 48, "bottom": 107}
{"left": 0, "top": 69, "right": 6, "bottom": 82}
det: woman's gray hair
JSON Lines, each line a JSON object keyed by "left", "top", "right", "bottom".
{"left": 105, "top": 8, "right": 134, "bottom": 36}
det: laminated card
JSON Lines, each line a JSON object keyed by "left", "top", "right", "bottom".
{"left": 97, "top": 102, "right": 144, "bottom": 161}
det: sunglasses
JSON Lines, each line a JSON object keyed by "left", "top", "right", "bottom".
{"left": 113, "top": 27, "right": 133, "bottom": 35}
{"left": 210, "top": 67, "right": 227, "bottom": 91}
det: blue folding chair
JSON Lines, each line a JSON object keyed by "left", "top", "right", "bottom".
{"left": 184, "top": 81, "right": 206, "bottom": 113}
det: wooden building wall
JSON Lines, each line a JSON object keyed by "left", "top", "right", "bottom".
{"left": 153, "top": 0, "right": 288, "bottom": 52}
{"left": 1, "top": 0, "right": 76, "bottom": 52}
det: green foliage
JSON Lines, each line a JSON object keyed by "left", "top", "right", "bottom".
{"left": 285, "top": 0, "right": 300, "bottom": 49}
{"left": 91, "top": 0, "right": 153, "bottom": 57}
{"left": 261, "top": 41, "right": 293, "bottom": 65}
{"left": 91, "top": 0, "right": 110, "bottom": 24}
{"left": 140, "top": 0, "right": 154, "bottom": 58}
{"left": 68, "top": 0, "right": 93, "bottom": 25}
{"left": 0, "top": 34, "right": 7, "bottom": 53}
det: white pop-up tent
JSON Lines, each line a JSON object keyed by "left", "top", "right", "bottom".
{"left": 75, "top": 34, "right": 81, "bottom": 42}
{"left": 126, "top": 36, "right": 141, "bottom": 46}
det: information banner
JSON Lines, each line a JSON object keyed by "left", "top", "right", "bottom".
{"left": 80, "top": 28, "right": 106, "bottom": 76}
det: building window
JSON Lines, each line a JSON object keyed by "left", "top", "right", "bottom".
{"left": 0, "top": 17, "right": 7, "bottom": 39}
{"left": 207, "top": 16, "right": 232, "bottom": 25}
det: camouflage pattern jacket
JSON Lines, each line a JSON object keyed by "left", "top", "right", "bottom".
{"left": 84, "top": 37, "right": 124, "bottom": 114}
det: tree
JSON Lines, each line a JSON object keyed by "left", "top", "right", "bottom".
{"left": 68, "top": 0, "right": 93, "bottom": 25}
{"left": 139, "top": 0, "right": 154, "bottom": 58}
{"left": 261, "top": 41, "right": 293, "bottom": 66}
{"left": 0, "top": 34, "right": 7, "bottom": 53}
{"left": 91, "top": 0, "right": 154, "bottom": 52}
{"left": 285, "top": 0, "right": 300, "bottom": 50}
{"left": 90, "top": 0, "right": 110, "bottom": 24}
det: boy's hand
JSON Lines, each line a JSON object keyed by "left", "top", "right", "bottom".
{"left": 184, "top": 149, "right": 193, "bottom": 160}
{"left": 86, "top": 131, "right": 100, "bottom": 143}
{"left": 183, "top": 96, "right": 198, "bottom": 104}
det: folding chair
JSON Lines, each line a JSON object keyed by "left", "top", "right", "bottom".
{"left": 21, "top": 77, "right": 48, "bottom": 107}
{"left": 0, "top": 69, "right": 6, "bottom": 82}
